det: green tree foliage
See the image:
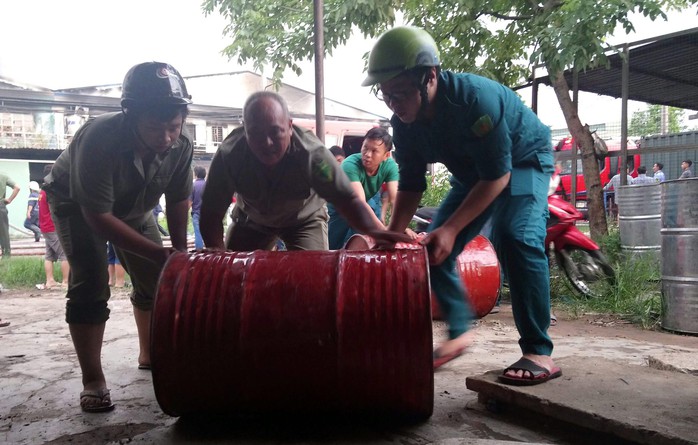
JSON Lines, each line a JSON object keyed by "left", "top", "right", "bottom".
{"left": 203, "top": 0, "right": 688, "bottom": 87}
{"left": 420, "top": 168, "right": 451, "bottom": 207}
{"left": 629, "top": 104, "right": 686, "bottom": 136}
{"left": 203, "top": 0, "right": 692, "bottom": 240}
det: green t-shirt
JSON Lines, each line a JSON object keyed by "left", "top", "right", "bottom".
{"left": 342, "top": 153, "right": 399, "bottom": 200}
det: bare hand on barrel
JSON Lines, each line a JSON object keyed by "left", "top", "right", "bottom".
{"left": 404, "top": 227, "right": 420, "bottom": 240}
{"left": 154, "top": 247, "right": 179, "bottom": 267}
{"left": 420, "top": 226, "right": 457, "bottom": 265}
{"left": 369, "top": 229, "right": 415, "bottom": 249}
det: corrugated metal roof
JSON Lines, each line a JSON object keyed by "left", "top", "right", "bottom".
{"left": 536, "top": 28, "right": 698, "bottom": 111}
{"left": 1, "top": 71, "right": 388, "bottom": 122}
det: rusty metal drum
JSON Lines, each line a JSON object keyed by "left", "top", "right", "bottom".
{"left": 660, "top": 178, "right": 698, "bottom": 334}
{"left": 151, "top": 249, "right": 434, "bottom": 419}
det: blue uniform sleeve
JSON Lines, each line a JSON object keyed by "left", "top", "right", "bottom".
{"left": 466, "top": 91, "right": 512, "bottom": 181}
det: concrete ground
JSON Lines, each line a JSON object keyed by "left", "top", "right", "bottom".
{"left": 1, "top": 283, "right": 697, "bottom": 445}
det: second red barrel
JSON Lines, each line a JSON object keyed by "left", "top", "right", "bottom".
{"left": 431, "top": 235, "right": 501, "bottom": 319}
{"left": 345, "top": 234, "right": 500, "bottom": 319}
{"left": 151, "top": 249, "right": 433, "bottom": 420}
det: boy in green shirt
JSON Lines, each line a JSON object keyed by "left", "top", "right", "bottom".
{"left": 328, "top": 127, "right": 399, "bottom": 249}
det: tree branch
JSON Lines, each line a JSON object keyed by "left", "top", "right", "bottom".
{"left": 541, "top": 0, "right": 565, "bottom": 12}
{"left": 482, "top": 10, "right": 532, "bottom": 20}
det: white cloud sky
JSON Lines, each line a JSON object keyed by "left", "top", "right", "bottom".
{"left": 1, "top": 1, "right": 696, "bottom": 127}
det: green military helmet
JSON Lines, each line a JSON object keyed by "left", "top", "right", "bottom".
{"left": 362, "top": 26, "right": 440, "bottom": 87}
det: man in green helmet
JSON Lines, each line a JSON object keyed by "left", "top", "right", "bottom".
{"left": 364, "top": 26, "right": 560, "bottom": 384}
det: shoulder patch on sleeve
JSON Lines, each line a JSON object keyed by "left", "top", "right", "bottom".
{"left": 312, "top": 158, "right": 335, "bottom": 183}
{"left": 471, "top": 114, "right": 493, "bottom": 137}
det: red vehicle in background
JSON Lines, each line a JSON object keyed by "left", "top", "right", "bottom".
{"left": 553, "top": 136, "right": 641, "bottom": 213}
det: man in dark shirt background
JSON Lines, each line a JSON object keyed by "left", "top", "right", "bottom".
{"left": 190, "top": 166, "right": 206, "bottom": 250}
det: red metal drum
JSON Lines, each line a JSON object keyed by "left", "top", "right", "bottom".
{"left": 345, "top": 234, "right": 500, "bottom": 319}
{"left": 431, "top": 235, "right": 501, "bottom": 319}
{"left": 151, "top": 249, "right": 433, "bottom": 420}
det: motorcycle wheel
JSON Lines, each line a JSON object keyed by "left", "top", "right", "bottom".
{"left": 555, "top": 248, "right": 615, "bottom": 298}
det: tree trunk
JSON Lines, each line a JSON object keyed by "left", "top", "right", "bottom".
{"left": 547, "top": 69, "right": 608, "bottom": 241}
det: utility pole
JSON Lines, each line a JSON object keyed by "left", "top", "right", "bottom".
{"left": 660, "top": 105, "right": 668, "bottom": 134}
{"left": 313, "top": 0, "right": 325, "bottom": 143}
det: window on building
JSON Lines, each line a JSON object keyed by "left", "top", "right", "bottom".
{"left": 184, "top": 123, "right": 197, "bottom": 144}
{"left": 212, "top": 126, "right": 224, "bottom": 144}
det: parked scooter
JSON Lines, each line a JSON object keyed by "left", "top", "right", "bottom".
{"left": 413, "top": 195, "right": 615, "bottom": 298}
{"left": 546, "top": 168, "right": 615, "bottom": 297}
{"left": 546, "top": 194, "right": 615, "bottom": 297}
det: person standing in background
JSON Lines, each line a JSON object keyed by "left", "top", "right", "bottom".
{"left": 631, "top": 166, "right": 655, "bottom": 185}
{"left": 152, "top": 201, "right": 169, "bottom": 236}
{"left": 0, "top": 172, "right": 20, "bottom": 258}
{"left": 604, "top": 167, "right": 633, "bottom": 192}
{"left": 652, "top": 163, "right": 665, "bottom": 183}
{"left": 0, "top": 172, "right": 19, "bottom": 327}
{"left": 65, "top": 107, "right": 87, "bottom": 144}
{"left": 190, "top": 166, "right": 206, "bottom": 250}
{"left": 329, "top": 145, "right": 346, "bottom": 164}
{"left": 37, "top": 165, "right": 70, "bottom": 289}
{"left": 679, "top": 160, "right": 693, "bottom": 179}
{"left": 24, "top": 181, "right": 42, "bottom": 242}
{"left": 106, "top": 241, "right": 126, "bottom": 288}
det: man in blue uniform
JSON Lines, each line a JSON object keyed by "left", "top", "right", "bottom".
{"left": 363, "top": 26, "right": 560, "bottom": 384}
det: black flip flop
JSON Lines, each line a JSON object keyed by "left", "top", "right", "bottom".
{"left": 498, "top": 357, "right": 562, "bottom": 386}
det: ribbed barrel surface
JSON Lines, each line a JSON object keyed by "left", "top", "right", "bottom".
{"left": 151, "top": 249, "right": 434, "bottom": 419}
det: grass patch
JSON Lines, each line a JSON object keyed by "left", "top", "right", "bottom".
{"left": 551, "top": 225, "right": 662, "bottom": 329}
{"left": 0, "top": 256, "right": 64, "bottom": 289}
{"left": 0, "top": 256, "right": 134, "bottom": 290}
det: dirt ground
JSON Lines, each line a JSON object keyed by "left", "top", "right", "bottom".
{"left": 1, "top": 285, "right": 697, "bottom": 445}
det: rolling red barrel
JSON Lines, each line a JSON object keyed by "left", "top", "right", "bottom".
{"left": 151, "top": 249, "right": 433, "bottom": 420}
{"left": 432, "top": 235, "right": 501, "bottom": 319}
{"left": 346, "top": 234, "right": 500, "bottom": 319}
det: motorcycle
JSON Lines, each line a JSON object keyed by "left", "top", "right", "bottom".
{"left": 413, "top": 194, "right": 615, "bottom": 299}
{"left": 546, "top": 194, "right": 615, "bottom": 298}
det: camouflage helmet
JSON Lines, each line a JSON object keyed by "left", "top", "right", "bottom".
{"left": 121, "top": 62, "right": 192, "bottom": 110}
{"left": 362, "top": 26, "right": 440, "bottom": 87}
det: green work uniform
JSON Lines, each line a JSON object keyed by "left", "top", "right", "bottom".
{"left": 393, "top": 71, "right": 554, "bottom": 355}
{"left": 0, "top": 173, "right": 18, "bottom": 257}
{"left": 203, "top": 125, "right": 355, "bottom": 251}
{"left": 44, "top": 112, "right": 193, "bottom": 324}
